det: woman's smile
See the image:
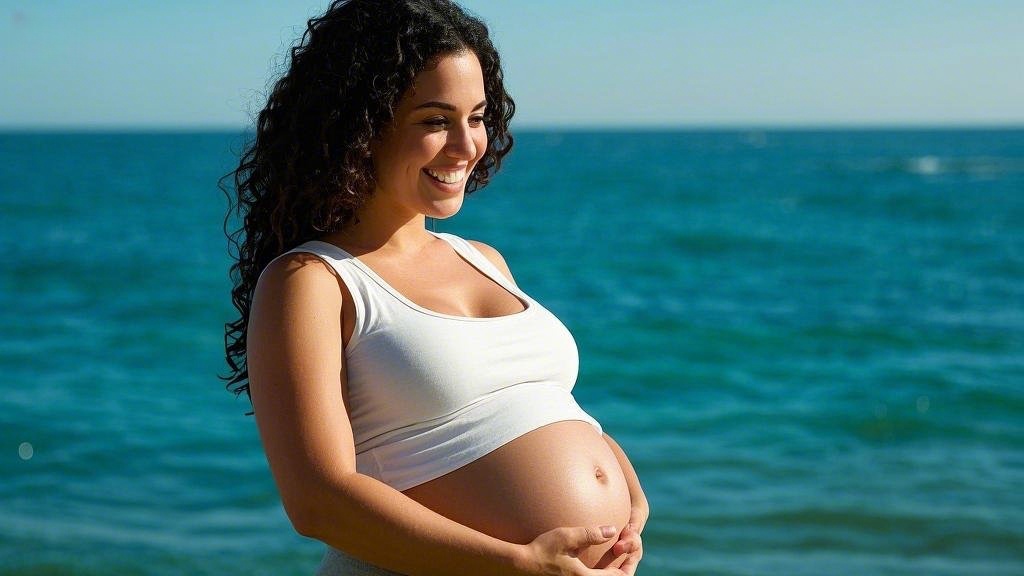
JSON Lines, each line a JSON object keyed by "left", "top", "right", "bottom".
{"left": 423, "top": 166, "right": 467, "bottom": 184}
{"left": 422, "top": 165, "right": 469, "bottom": 196}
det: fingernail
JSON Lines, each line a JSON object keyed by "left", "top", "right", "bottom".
{"left": 601, "top": 525, "right": 617, "bottom": 537}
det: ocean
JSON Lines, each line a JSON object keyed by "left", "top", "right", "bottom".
{"left": 1, "top": 128, "right": 1021, "bottom": 575}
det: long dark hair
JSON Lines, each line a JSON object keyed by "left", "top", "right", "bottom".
{"left": 220, "top": 0, "right": 515, "bottom": 408}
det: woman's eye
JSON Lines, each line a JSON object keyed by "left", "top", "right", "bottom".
{"left": 423, "top": 116, "right": 486, "bottom": 129}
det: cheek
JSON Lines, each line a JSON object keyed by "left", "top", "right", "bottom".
{"left": 375, "top": 139, "right": 431, "bottom": 185}
{"left": 406, "top": 134, "right": 445, "bottom": 166}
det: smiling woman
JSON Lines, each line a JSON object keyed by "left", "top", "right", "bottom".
{"left": 220, "top": 1, "right": 648, "bottom": 575}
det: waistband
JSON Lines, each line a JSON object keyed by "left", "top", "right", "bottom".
{"left": 316, "top": 546, "right": 404, "bottom": 576}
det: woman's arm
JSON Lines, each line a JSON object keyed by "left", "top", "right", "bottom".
{"left": 248, "top": 254, "right": 623, "bottom": 576}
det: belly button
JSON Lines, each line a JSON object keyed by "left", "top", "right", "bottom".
{"left": 594, "top": 466, "right": 607, "bottom": 482}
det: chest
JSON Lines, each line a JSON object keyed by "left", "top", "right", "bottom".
{"left": 357, "top": 244, "right": 526, "bottom": 319}
{"left": 343, "top": 304, "right": 580, "bottom": 432}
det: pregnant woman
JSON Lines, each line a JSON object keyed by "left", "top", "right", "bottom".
{"left": 222, "top": 1, "right": 648, "bottom": 574}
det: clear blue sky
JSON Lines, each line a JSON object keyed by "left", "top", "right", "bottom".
{"left": 2, "top": 0, "right": 1022, "bottom": 129}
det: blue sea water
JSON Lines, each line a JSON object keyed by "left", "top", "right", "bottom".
{"left": 1, "top": 128, "right": 1022, "bottom": 575}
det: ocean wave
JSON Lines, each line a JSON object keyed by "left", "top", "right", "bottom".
{"left": 830, "top": 156, "right": 1024, "bottom": 177}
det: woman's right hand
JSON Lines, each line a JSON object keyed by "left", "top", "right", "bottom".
{"left": 520, "top": 525, "right": 629, "bottom": 575}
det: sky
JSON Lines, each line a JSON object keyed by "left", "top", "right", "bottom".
{"left": 1, "top": 0, "right": 1022, "bottom": 129}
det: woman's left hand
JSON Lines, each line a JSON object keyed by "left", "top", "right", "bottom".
{"left": 610, "top": 523, "right": 642, "bottom": 575}
{"left": 596, "top": 507, "right": 646, "bottom": 574}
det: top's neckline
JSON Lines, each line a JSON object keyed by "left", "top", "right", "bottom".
{"left": 304, "top": 232, "right": 534, "bottom": 322}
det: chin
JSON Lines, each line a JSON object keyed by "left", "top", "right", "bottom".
{"left": 428, "top": 197, "right": 465, "bottom": 220}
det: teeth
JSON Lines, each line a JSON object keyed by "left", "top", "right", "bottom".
{"left": 426, "top": 168, "right": 466, "bottom": 184}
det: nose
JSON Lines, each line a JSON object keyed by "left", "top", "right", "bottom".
{"left": 444, "top": 122, "right": 478, "bottom": 160}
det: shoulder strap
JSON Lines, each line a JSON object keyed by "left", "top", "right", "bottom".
{"left": 433, "top": 233, "right": 521, "bottom": 293}
{"left": 259, "top": 240, "right": 372, "bottom": 350}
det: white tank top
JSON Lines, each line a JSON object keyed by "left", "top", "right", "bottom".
{"left": 276, "top": 231, "right": 602, "bottom": 491}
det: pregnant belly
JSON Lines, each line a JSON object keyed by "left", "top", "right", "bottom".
{"left": 401, "top": 420, "right": 632, "bottom": 567}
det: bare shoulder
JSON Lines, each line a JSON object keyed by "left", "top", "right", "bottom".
{"left": 246, "top": 250, "right": 357, "bottom": 529}
{"left": 466, "top": 239, "right": 516, "bottom": 284}
{"left": 257, "top": 250, "right": 337, "bottom": 282}
{"left": 253, "top": 251, "right": 343, "bottom": 312}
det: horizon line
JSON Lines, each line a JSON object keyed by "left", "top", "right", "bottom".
{"left": 2, "top": 121, "right": 1024, "bottom": 134}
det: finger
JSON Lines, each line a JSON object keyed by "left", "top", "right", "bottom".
{"left": 620, "top": 553, "right": 640, "bottom": 576}
{"left": 595, "top": 542, "right": 625, "bottom": 568}
{"left": 613, "top": 524, "right": 641, "bottom": 554}
{"left": 606, "top": 552, "right": 628, "bottom": 570}
{"left": 612, "top": 529, "right": 640, "bottom": 556}
{"left": 562, "top": 555, "right": 626, "bottom": 576}
{"left": 564, "top": 525, "right": 617, "bottom": 549}
{"left": 584, "top": 566, "right": 628, "bottom": 576}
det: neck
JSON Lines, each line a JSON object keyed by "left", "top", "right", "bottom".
{"left": 326, "top": 195, "right": 434, "bottom": 254}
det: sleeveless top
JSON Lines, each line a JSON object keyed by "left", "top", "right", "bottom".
{"left": 272, "top": 231, "right": 602, "bottom": 492}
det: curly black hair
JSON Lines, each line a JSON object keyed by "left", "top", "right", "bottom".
{"left": 220, "top": 0, "right": 516, "bottom": 408}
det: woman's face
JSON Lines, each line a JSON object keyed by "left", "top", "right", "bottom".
{"left": 370, "top": 50, "right": 488, "bottom": 220}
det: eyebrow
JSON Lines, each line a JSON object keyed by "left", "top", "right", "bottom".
{"left": 413, "top": 99, "right": 487, "bottom": 112}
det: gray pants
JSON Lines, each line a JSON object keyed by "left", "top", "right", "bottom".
{"left": 316, "top": 546, "right": 405, "bottom": 576}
